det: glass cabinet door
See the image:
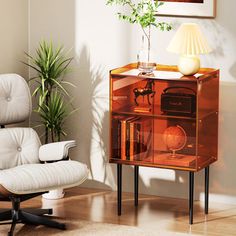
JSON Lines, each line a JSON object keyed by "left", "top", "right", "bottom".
{"left": 153, "top": 117, "right": 197, "bottom": 170}
{"left": 196, "top": 73, "right": 219, "bottom": 170}
{"left": 111, "top": 75, "right": 155, "bottom": 163}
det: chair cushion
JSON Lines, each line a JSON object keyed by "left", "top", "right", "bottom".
{"left": 0, "top": 161, "right": 88, "bottom": 195}
{"left": 0, "top": 128, "right": 41, "bottom": 170}
{"left": 0, "top": 74, "right": 32, "bottom": 125}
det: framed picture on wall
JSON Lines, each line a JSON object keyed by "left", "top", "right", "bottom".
{"left": 157, "top": 0, "right": 216, "bottom": 18}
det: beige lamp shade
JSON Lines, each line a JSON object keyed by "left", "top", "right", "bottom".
{"left": 167, "top": 23, "right": 212, "bottom": 55}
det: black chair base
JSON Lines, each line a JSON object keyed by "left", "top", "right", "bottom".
{"left": 0, "top": 196, "right": 66, "bottom": 236}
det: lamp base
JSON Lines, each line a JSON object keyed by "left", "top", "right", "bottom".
{"left": 178, "top": 55, "right": 200, "bottom": 76}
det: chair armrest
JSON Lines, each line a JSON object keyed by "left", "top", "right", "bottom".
{"left": 39, "top": 140, "right": 76, "bottom": 162}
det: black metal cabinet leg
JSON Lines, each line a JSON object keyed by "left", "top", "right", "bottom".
{"left": 189, "top": 172, "right": 194, "bottom": 225}
{"left": 134, "top": 166, "right": 139, "bottom": 207}
{"left": 117, "top": 164, "right": 122, "bottom": 216}
{"left": 205, "top": 166, "right": 209, "bottom": 214}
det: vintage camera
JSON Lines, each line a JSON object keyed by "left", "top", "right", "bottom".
{"left": 161, "top": 87, "right": 196, "bottom": 117}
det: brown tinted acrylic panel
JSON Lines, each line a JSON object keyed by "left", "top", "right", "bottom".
{"left": 111, "top": 73, "right": 154, "bottom": 164}
{"left": 110, "top": 64, "right": 219, "bottom": 172}
{"left": 196, "top": 71, "right": 219, "bottom": 170}
{"left": 153, "top": 79, "right": 198, "bottom": 171}
{"left": 111, "top": 76, "right": 155, "bottom": 115}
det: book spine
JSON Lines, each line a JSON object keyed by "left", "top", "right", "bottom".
{"left": 112, "top": 118, "right": 121, "bottom": 159}
{"left": 140, "top": 122, "right": 145, "bottom": 160}
{"left": 120, "top": 116, "right": 135, "bottom": 160}
{"left": 136, "top": 123, "right": 141, "bottom": 160}
{"left": 129, "top": 121, "right": 135, "bottom": 161}
{"left": 131, "top": 118, "right": 153, "bottom": 161}
{"left": 117, "top": 120, "right": 121, "bottom": 159}
{"left": 143, "top": 118, "right": 152, "bottom": 160}
{"left": 126, "top": 121, "right": 130, "bottom": 160}
{"left": 121, "top": 120, "right": 127, "bottom": 160}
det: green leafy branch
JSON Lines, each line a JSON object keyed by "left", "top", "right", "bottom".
{"left": 106, "top": 0, "right": 172, "bottom": 61}
{"left": 106, "top": 0, "right": 172, "bottom": 31}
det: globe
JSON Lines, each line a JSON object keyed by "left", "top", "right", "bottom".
{"left": 163, "top": 125, "right": 187, "bottom": 154}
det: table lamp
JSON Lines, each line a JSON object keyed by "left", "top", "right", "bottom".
{"left": 167, "top": 23, "right": 212, "bottom": 76}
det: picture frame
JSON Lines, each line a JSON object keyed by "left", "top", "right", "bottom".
{"left": 157, "top": 0, "right": 216, "bottom": 18}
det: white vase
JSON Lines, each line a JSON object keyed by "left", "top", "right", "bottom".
{"left": 42, "top": 189, "right": 65, "bottom": 200}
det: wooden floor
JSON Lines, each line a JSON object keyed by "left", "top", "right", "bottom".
{"left": 1, "top": 187, "right": 236, "bottom": 235}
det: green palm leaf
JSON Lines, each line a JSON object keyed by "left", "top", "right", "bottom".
{"left": 23, "top": 40, "right": 77, "bottom": 143}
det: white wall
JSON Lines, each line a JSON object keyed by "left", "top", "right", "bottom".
{"left": 0, "top": 0, "right": 28, "bottom": 78}
{"left": 29, "top": 0, "right": 236, "bottom": 204}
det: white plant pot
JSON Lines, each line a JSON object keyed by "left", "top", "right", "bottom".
{"left": 42, "top": 189, "right": 65, "bottom": 200}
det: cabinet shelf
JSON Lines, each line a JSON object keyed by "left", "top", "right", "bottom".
{"left": 110, "top": 150, "right": 216, "bottom": 172}
{"left": 110, "top": 155, "right": 215, "bottom": 172}
{"left": 112, "top": 106, "right": 217, "bottom": 121}
{"left": 112, "top": 105, "right": 196, "bottom": 120}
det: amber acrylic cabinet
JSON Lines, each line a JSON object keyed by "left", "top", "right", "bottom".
{"left": 109, "top": 63, "right": 219, "bottom": 224}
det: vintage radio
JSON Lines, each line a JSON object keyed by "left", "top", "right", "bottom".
{"left": 161, "top": 87, "right": 196, "bottom": 117}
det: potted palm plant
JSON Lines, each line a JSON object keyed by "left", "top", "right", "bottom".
{"left": 106, "top": 0, "right": 172, "bottom": 74}
{"left": 24, "top": 41, "right": 76, "bottom": 144}
{"left": 24, "top": 41, "right": 77, "bottom": 199}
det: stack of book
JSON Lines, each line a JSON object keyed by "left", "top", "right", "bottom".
{"left": 112, "top": 116, "right": 152, "bottom": 161}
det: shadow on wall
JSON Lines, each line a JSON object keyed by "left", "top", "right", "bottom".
{"left": 230, "top": 62, "right": 236, "bottom": 80}
{"left": 203, "top": 20, "right": 225, "bottom": 59}
{"left": 68, "top": 46, "right": 114, "bottom": 190}
{"left": 199, "top": 21, "right": 236, "bottom": 83}
{"left": 68, "top": 45, "right": 150, "bottom": 193}
{"left": 136, "top": 168, "right": 205, "bottom": 201}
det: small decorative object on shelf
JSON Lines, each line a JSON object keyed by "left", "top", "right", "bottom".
{"left": 133, "top": 107, "right": 152, "bottom": 113}
{"left": 133, "top": 80, "right": 155, "bottom": 106}
{"left": 109, "top": 63, "right": 219, "bottom": 224}
{"left": 167, "top": 23, "right": 212, "bottom": 76}
{"left": 161, "top": 86, "right": 196, "bottom": 117}
{"left": 162, "top": 125, "right": 187, "bottom": 158}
